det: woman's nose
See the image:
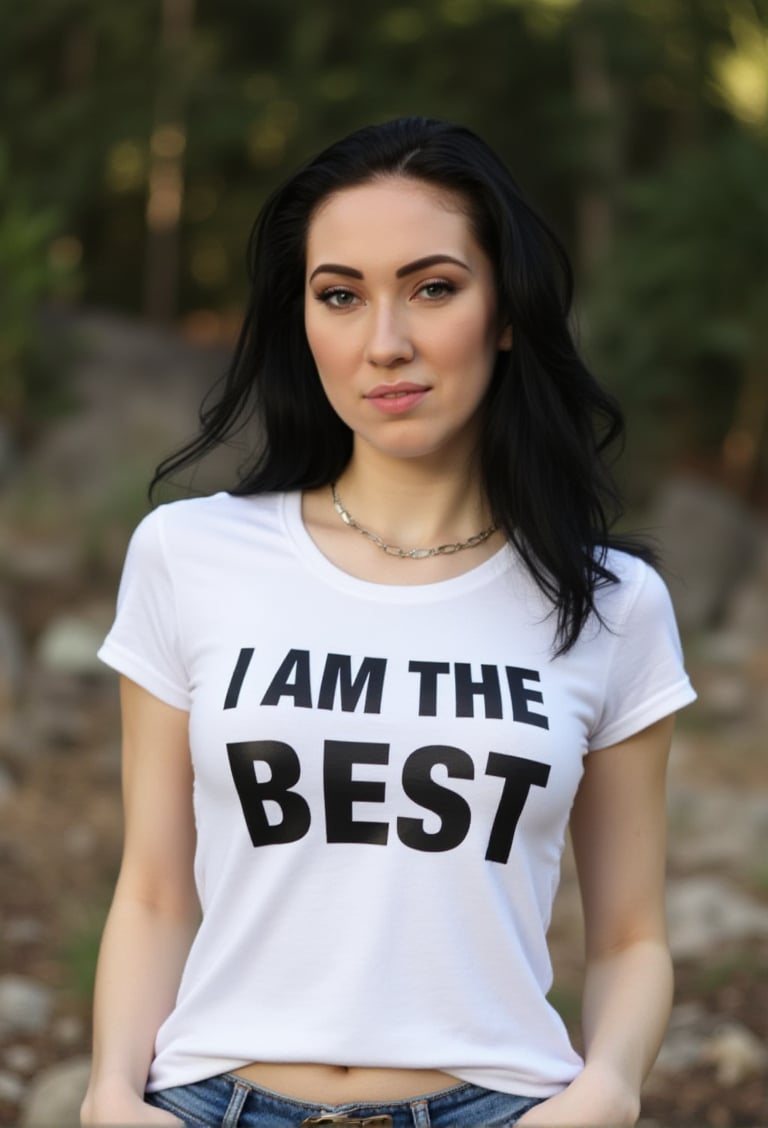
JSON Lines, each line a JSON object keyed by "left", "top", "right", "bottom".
{"left": 364, "top": 305, "right": 415, "bottom": 367}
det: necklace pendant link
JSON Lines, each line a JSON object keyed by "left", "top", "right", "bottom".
{"left": 333, "top": 501, "right": 355, "bottom": 527}
{"left": 330, "top": 482, "right": 496, "bottom": 559}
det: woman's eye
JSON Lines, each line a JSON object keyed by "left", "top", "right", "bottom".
{"left": 418, "top": 280, "right": 455, "bottom": 300}
{"left": 318, "top": 288, "right": 357, "bottom": 308}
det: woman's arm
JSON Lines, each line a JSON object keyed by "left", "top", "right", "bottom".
{"left": 518, "top": 714, "right": 676, "bottom": 1127}
{"left": 81, "top": 677, "right": 200, "bottom": 1126}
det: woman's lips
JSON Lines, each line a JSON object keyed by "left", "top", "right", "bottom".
{"left": 364, "top": 383, "right": 431, "bottom": 415}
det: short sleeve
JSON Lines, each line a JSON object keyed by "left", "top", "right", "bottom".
{"left": 589, "top": 562, "right": 696, "bottom": 751}
{"left": 98, "top": 507, "right": 191, "bottom": 710}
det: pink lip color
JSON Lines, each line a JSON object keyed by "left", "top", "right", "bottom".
{"left": 364, "top": 384, "right": 430, "bottom": 415}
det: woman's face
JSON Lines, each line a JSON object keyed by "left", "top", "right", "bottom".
{"left": 304, "top": 176, "right": 510, "bottom": 467}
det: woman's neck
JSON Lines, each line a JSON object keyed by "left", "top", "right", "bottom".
{"left": 334, "top": 451, "right": 491, "bottom": 551}
{"left": 300, "top": 448, "right": 504, "bottom": 587}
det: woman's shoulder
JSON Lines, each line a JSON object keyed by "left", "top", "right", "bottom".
{"left": 135, "top": 490, "right": 285, "bottom": 535}
{"left": 596, "top": 547, "right": 678, "bottom": 634}
{"left": 124, "top": 491, "right": 289, "bottom": 568}
{"left": 602, "top": 546, "right": 654, "bottom": 587}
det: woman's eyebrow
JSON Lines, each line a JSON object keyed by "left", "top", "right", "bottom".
{"left": 396, "top": 254, "right": 470, "bottom": 277}
{"left": 308, "top": 254, "right": 471, "bottom": 284}
{"left": 308, "top": 263, "right": 363, "bottom": 282}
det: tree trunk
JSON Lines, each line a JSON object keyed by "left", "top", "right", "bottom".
{"left": 721, "top": 348, "right": 768, "bottom": 500}
{"left": 143, "top": 0, "right": 195, "bottom": 324}
{"left": 571, "top": 0, "right": 622, "bottom": 279}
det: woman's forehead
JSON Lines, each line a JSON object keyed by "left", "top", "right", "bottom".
{"left": 306, "top": 177, "right": 479, "bottom": 267}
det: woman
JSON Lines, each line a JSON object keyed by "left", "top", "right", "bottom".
{"left": 81, "top": 117, "right": 696, "bottom": 1128}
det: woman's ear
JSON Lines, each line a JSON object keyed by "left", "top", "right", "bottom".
{"left": 498, "top": 324, "right": 513, "bottom": 351}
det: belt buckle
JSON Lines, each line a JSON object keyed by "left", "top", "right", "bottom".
{"left": 299, "top": 1116, "right": 394, "bottom": 1127}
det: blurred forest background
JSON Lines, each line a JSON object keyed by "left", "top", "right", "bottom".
{"left": 1, "top": 1, "right": 768, "bottom": 1126}
{"left": 3, "top": 0, "right": 768, "bottom": 501}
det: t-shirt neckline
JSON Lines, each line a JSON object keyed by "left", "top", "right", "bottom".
{"left": 281, "top": 490, "right": 514, "bottom": 603}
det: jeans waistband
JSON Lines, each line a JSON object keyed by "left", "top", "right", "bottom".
{"left": 146, "top": 1072, "right": 546, "bottom": 1128}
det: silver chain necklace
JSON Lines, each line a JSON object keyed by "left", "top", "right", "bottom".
{"left": 331, "top": 482, "right": 497, "bottom": 559}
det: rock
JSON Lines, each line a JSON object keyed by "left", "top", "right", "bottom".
{"left": 3, "top": 918, "right": 45, "bottom": 946}
{"left": 0, "top": 762, "right": 16, "bottom": 806}
{"left": 0, "top": 603, "right": 23, "bottom": 744}
{"left": 20, "top": 1055, "right": 91, "bottom": 1127}
{"left": 0, "top": 976, "right": 52, "bottom": 1038}
{"left": 21, "top": 668, "right": 95, "bottom": 751}
{"left": 3, "top": 1044, "right": 39, "bottom": 1075}
{"left": 726, "top": 534, "right": 768, "bottom": 642}
{"left": 648, "top": 476, "right": 763, "bottom": 631}
{"left": 666, "top": 876, "right": 768, "bottom": 958}
{"left": 65, "top": 823, "right": 98, "bottom": 858}
{"left": 29, "top": 308, "right": 234, "bottom": 504}
{"left": 0, "top": 1069, "right": 25, "bottom": 1104}
{"left": 644, "top": 1007, "right": 768, "bottom": 1097}
{"left": 650, "top": 1001, "right": 710, "bottom": 1076}
{"left": 36, "top": 613, "right": 108, "bottom": 677}
{"left": 701, "top": 1021, "right": 768, "bottom": 1085}
{"left": 52, "top": 1014, "right": 85, "bottom": 1049}
{"left": 691, "top": 667, "right": 751, "bottom": 720}
{"left": 667, "top": 787, "right": 768, "bottom": 871}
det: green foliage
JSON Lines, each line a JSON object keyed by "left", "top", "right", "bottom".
{"left": 749, "top": 864, "right": 768, "bottom": 899}
{"left": 587, "top": 131, "right": 768, "bottom": 467}
{"left": 691, "top": 948, "right": 768, "bottom": 990}
{"left": 0, "top": 143, "right": 81, "bottom": 435}
{"left": 1, "top": 0, "right": 756, "bottom": 312}
{"left": 546, "top": 982, "right": 582, "bottom": 1025}
{"left": 60, "top": 903, "right": 109, "bottom": 1003}
{"left": 1, "top": 0, "right": 767, "bottom": 492}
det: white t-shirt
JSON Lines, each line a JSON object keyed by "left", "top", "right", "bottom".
{"left": 99, "top": 490, "right": 696, "bottom": 1098}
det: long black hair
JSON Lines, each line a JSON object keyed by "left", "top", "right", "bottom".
{"left": 152, "top": 116, "right": 653, "bottom": 653}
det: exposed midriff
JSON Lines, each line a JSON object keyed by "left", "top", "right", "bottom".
{"left": 231, "top": 1063, "right": 462, "bottom": 1103}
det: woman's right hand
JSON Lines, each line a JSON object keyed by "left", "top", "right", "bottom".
{"left": 81, "top": 1082, "right": 185, "bottom": 1126}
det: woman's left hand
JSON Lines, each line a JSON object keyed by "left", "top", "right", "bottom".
{"left": 516, "top": 1065, "right": 640, "bottom": 1127}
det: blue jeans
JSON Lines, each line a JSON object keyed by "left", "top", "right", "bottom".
{"left": 146, "top": 1074, "right": 546, "bottom": 1127}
